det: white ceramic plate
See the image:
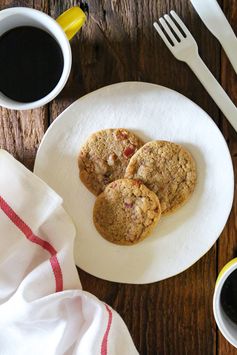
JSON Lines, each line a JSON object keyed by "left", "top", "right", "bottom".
{"left": 34, "top": 82, "right": 234, "bottom": 284}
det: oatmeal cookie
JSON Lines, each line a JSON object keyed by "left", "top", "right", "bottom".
{"left": 125, "top": 140, "right": 196, "bottom": 214}
{"left": 78, "top": 128, "right": 144, "bottom": 195}
{"left": 93, "top": 179, "right": 161, "bottom": 245}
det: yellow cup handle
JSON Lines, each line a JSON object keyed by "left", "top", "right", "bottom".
{"left": 56, "top": 7, "right": 86, "bottom": 41}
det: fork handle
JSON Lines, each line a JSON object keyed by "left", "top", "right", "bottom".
{"left": 220, "top": 32, "right": 237, "bottom": 75}
{"left": 187, "top": 54, "right": 237, "bottom": 132}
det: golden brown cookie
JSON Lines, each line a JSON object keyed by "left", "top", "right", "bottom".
{"left": 93, "top": 179, "right": 161, "bottom": 245}
{"left": 124, "top": 140, "right": 196, "bottom": 215}
{"left": 78, "top": 128, "right": 144, "bottom": 195}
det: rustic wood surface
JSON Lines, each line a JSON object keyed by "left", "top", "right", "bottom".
{"left": 0, "top": 0, "right": 237, "bottom": 354}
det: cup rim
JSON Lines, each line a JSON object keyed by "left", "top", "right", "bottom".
{"left": 0, "top": 7, "right": 72, "bottom": 110}
{"left": 213, "top": 260, "right": 237, "bottom": 348}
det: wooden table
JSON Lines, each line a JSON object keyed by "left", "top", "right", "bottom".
{"left": 1, "top": 1, "right": 237, "bottom": 354}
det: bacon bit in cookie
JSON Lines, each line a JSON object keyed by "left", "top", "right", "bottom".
{"left": 123, "top": 145, "right": 135, "bottom": 158}
{"left": 154, "top": 207, "right": 159, "bottom": 213}
{"left": 115, "top": 130, "right": 128, "bottom": 140}
{"left": 124, "top": 202, "right": 133, "bottom": 208}
{"left": 132, "top": 179, "right": 142, "bottom": 186}
{"left": 110, "top": 182, "right": 117, "bottom": 188}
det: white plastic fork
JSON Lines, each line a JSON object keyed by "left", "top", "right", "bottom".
{"left": 154, "top": 10, "right": 237, "bottom": 133}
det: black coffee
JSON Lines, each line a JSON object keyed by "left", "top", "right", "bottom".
{"left": 0, "top": 26, "right": 64, "bottom": 102}
{"left": 221, "top": 269, "right": 237, "bottom": 323}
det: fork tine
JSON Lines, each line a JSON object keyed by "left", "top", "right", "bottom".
{"left": 158, "top": 18, "right": 178, "bottom": 45}
{"left": 153, "top": 22, "right": 173, "bottom": 49}
{"left": 164, "top": 14, "right": 183, "bottom": 40}
{"left": 170, "top": 10, "right": 193, "bottom": 38}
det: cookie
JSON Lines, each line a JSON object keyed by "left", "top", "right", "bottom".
{"left": 78, "top": 128, "right": 144, "bottom": 195}
{"left": 93, "top": 179, "right": 161, "bottom": 245}
{"left": 124, "top": 140, "right": 196, "bottom": 215}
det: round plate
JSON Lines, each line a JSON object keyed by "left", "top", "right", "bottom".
{"left": 34, "top": 82, "right": 234, "bottom": 284}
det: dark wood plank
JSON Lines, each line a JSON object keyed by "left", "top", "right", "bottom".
{"left": 49, "top": 0, "right": 90, "bottom": 120}
{"left": 0, "top": 107, "right": 47, "bottom": 169}
{"left": 49, "top": 1, "right": 219, "bottom": 353}
{"left": 218, "top": 1, "right": 237, "bottom": 354}
{"left": 80, "top": 248, "right": 216, "bottom": 355}
{"left": 0, "top": 0, "right": 49, "bottom": 170}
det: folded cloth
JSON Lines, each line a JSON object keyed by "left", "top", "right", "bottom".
{"left": 0, "top": 150, "right": 138, "bottom": 355}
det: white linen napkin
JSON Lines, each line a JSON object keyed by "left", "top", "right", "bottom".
{"left": 0, "top": 150, "right": 138, "bottom": 355}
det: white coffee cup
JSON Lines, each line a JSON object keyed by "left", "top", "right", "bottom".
{"left": 0, "top": 6, "right": 86, "bottom": 110}
{"left": 213, "top": 258, "right": 237, "bottom": 348}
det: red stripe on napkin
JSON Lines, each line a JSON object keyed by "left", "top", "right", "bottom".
{"left": 0, "top": 196, "right": 63, "bottom": 292}
{"left": 101, "top": 304, "right": 113, "bottom": 355}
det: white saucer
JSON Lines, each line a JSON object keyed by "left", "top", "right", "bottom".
{"left": 34, "top": 82, "right": 234, "bottom": 284}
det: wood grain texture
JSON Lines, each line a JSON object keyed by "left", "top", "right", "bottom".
{"left": 218, "top": 1, "right": 237, "bottom": 354}
{"left": 0, "top": 0, "right": 236, "bottom": 354}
